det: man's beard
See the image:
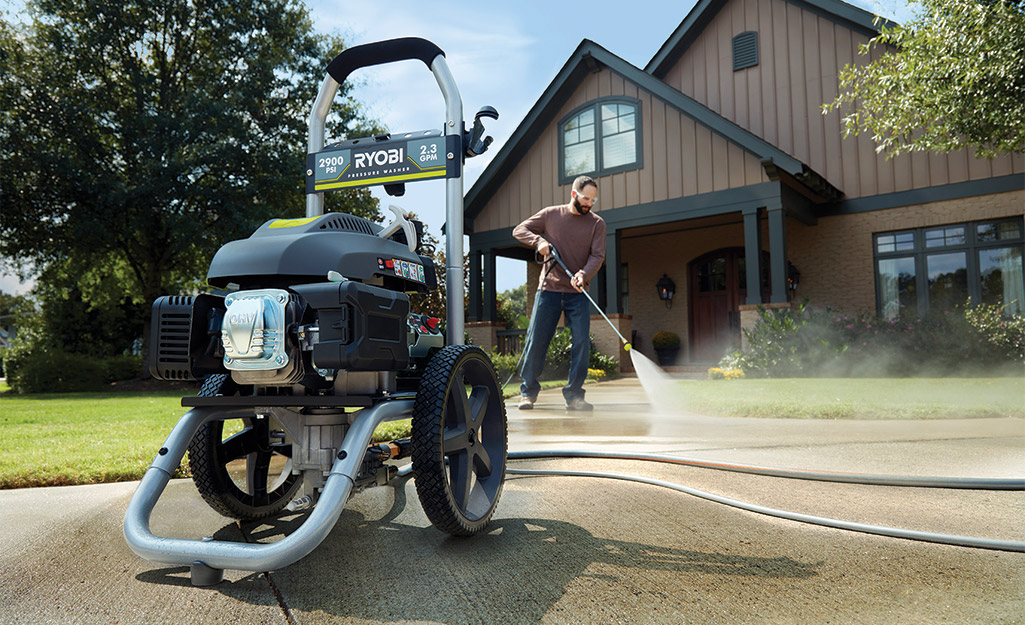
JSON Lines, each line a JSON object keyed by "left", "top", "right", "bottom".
{"left": 572, "top": 197, "right": 590, "bottom": 214}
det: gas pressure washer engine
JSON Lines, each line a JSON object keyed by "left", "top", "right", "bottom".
{"left": 150, "top": 210, "right": 442, "bottom": 390}
{"left": 124, "top": 37, "right": 506, "bottom": 586}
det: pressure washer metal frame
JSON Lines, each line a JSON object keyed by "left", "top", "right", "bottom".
{"left": 124, "top": 38, "right": 478, "bottom": 584}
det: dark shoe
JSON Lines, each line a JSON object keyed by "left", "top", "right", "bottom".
{"left": 566, "top": 398, "right": 593, "bottom": 411}
{"left": 517, "top": 395, "right": 536, "bottom": 410}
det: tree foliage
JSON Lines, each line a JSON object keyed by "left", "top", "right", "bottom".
{"left": 0, "top": 0, "right": 383, "bottom": 357}
{"left": 825, "top": 0, "right": 1025, "bottom": 158}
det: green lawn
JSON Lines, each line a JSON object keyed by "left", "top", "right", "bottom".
{"left": 671, "top": 377, "right": 1025, "bottom": 419}
{"left": 1, "top": 376, "right": 1020, "bottom": 489}
{"left": 0, "top": 390, "right": 188, "bottom": 488}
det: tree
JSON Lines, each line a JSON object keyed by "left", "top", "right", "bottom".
{"left": 825, "top": 0, "right": 1025, "bottom": 158}
{"left": 497, "top": 284, "right": 527, "bottom": 329}
{"left": 0, "top": 0, "right": 383, "bottom": 360}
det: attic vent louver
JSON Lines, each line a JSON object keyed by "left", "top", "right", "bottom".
{"left": 732, "top": 31, "right": 758, "bottom": 71}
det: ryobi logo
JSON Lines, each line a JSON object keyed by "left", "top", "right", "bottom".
{"left": 355, "top": 148, "right": 404, "bottom": 169}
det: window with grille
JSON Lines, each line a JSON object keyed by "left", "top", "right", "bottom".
{"left": 874, "top": 217, "right": 1024, "bottom": 318}
{"left": 558, "top": 97, "right": 642, "bottom": 184}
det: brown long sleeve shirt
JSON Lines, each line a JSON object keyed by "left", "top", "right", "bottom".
{"left": 512, "top": 204, "right": 607, "bottom": 293}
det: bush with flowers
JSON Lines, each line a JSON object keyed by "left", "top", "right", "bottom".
{"left": 707, "top": 367, "right": 745, "bottom": 380}
{"left": 733, "top": 298, "right": 1024, "bottom": 377}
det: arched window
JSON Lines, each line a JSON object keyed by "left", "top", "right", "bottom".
{"left": 558, "top": 97, "right": 642, "bottom": 184}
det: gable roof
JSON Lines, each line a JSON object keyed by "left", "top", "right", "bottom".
{"left": 645, "top": 0, "right": 897, "bottom": 79}
{"left": 463, "top": 39, "right": 820, "bottom": 231}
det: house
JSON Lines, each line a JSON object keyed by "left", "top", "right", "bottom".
{"left": 462, "top": 0, "right": 1025, "bottom": 368}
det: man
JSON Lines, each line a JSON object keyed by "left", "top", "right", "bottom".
{"left": 512, "top": 175, "right": 606, "bottom": 411}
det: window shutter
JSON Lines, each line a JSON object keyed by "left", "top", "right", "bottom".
{"left": 732, "top": 31, "right": 758, "bottom": 71}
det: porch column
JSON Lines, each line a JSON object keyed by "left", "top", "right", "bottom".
{"left": 742, "top": 206, "right": 764, "bottom": 305}
{"left": 602, "top": 228, "right": 621, "bottom": 314}
{"left": 767, "top": 204, "right": 788, "bottom": 304}
{"left": 483, "top": 250, "right": 497, "bottom": 322}
{"left": 468, "top": 249, "right": 482, "bottom": 322}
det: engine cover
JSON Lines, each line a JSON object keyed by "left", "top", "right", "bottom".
{"left": 222, "top": 289, "right": 304, "bottom": 384}
{"left": 291, "top": 281, "right": 409, "bottom": 372}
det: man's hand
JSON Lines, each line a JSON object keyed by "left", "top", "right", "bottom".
{"left": 571, "top": 270, "right": 586, "bottom": 291}
{"left": 537, "top": 239, "right": 550, "bottom": 258}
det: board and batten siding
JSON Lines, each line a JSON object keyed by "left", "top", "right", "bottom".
{"left": 472, "top": 67, "right": 769, "bottom": 233}
{"left": 660, "top": 0, "right": 1025, "bottom": 199}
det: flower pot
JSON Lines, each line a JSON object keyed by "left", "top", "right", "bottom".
{"left": 654, "top": 346, "right": 679, "bottom": 366}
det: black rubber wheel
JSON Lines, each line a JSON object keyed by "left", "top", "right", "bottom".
{"left": 411, "top": 345, "right": 507, "bottom": 536}
{"left": 187, "top": 374, "right": 303, "bottom": 521}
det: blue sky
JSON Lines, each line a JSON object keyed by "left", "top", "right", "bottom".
{"left": 0, "top": 0, "right": 910, "bottom": 296}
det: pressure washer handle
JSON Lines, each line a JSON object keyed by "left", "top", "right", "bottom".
{"left": 326, "top": 38, "right": 445, "bottom": 86}
{"left": 546, "top": 244, "right": 576, "bottom": 285}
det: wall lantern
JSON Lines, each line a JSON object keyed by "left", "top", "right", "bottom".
{"left": 787, "top": 262, "right": 801, "bottom": 291}
{"left": 656, "top": 273, "right": 676, "bottom": 309}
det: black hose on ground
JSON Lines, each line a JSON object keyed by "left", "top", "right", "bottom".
{"left": 507, "top": 449, "right": 1025, "bottom": 490}
{"left": 396, "top": 450, "right": 1025, "bottom": 553}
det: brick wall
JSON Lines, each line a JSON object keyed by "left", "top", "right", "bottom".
{"left": 466, "top": 321, "right": 501, "bottom": 352}
{"left": 789, "top": 189, "right": 1025, "bottom": 313}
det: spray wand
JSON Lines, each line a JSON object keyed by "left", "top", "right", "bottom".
{"left": 546, "top": 244, "right": 631, "bottom": 352}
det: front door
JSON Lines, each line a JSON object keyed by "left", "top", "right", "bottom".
{"left": 689, "top": 247, "right": 766, "bottom": 362}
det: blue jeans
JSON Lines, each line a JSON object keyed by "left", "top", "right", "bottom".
{"left": 520, "top": 290, "right": 590, "bottom": 403}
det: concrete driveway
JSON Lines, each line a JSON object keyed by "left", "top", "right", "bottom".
{"left": 1, "top": 377, "right": 1023, "bottom": 624}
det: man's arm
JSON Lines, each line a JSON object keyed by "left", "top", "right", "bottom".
{"left": 512, "top": 208, "right": 550, "bottom": 253}
{"left": 579, "top": 219, "right": 608, "bottom": 280}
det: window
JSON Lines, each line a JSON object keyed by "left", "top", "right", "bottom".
{"left": 559, "top": 97, "right": 642, "bottom": 184}
{"left": 874, "top": 217, "right": 1025, "bottom": 318}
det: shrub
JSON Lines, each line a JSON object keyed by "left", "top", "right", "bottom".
{"left": 740, "top": 298, "right": 1025, "bottom": 378}
{"left": 488, "top": 349, "right": 522, "bottom": 383}
{"left": 717, "top": 351, "right": 749, "bottom": 372}
{"left": 7, "top": 348, "right": 107, "bottom": 393}
{"left": 544, "top": 328, "right": 574, "bottom": 378}
{"left": 965, "top": 302, "right": 1025, "bottom": 363}
{"left": 589, "top": 347, "right": 619, "bottom": 378}
{"left": 708, "top": 366, "right": 744, "bottom": 380}
{"left": 586, "top": 368, "right": 607, "bottom": 382}
{"left": 541, "top": 329, "right": 619, "bottom": 379}
{"left": 652, "top": 331, "right": 680, "bottom": 349}
{"left": 105, "top": 354, "right": 143, "bottom": 382}
{"left": 741, "top": 299, "right": 846, "bottom": 377}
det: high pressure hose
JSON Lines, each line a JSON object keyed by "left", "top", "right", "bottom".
{"left": 504, "top": 463, "right": 1025, "bottom": 553}
{"left": 506, "top": 449, "right": 1024, "bottom": 490}
{"left": 395, "top": 450, "right": 1025, "bottom": 553}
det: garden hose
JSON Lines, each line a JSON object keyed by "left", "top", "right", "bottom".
{"left": 395, "top": 450, "right": 1025, "bottom": 553}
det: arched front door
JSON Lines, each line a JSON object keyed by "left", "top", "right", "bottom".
{"left": 688, "top": 247, "right": 769, "bottom": 362}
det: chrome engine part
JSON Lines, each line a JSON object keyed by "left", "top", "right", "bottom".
{"left": 222, "top": 289, "right": 304, "bottom": 385}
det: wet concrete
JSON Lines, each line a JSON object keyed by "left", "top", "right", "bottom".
{"left": 1, "top": 377, "right": 1023, "bottom": 624}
